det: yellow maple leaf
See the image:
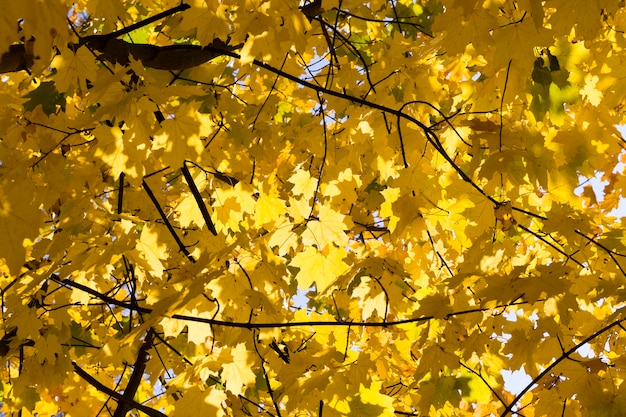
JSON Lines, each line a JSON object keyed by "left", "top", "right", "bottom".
{"left": 93, "top": 124, "right": 128, "bottom": 181}
{"left": 356, "top": 380, "right": 395, "bottom": 416}
{"left": 0, "top": 179, "right": 43, "bottom": 276}
{"left": 288, "top": 169, "right": 318, "bottom": 199}
{"left": 379, "top": 187, "right": 400, "bottom": 231}
{"left": 135, "top": 224, "right": 166, "bottom": 276}
{"left": 170, "top": 385, "right": 227, "bottom": 416}
{"left": 351, "top": 277, "right": 387, "bottom": 320}
{"left": 255, "top": 183, "right": 284, "bottom": 227}
{"left": 493, "top": 17, "right": 553, "bottom": 77}
{"left": 214, "top": 188, "right": 242, "bottom": 232}
{"left": 581, "top": 73, "right": 603, "bottom": 106}
{"left": 301, "top": 204, "right": 352, "bottom": 250}
{"left": 176, "top": 193, "right": 206, "bottom": 229}
{"left": 221, "top": 343, "right": 257, "bottom": 396}
{"left": 153, "top": 102, "right": 214, "bottom": 166}
{"left": 267, "top": 216, "right": 300, "bottom": 256}
{"left": 291, "top": 245, "right": 349, "bottom": 292}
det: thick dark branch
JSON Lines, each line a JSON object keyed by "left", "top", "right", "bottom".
{"left": 51, "top": 276, "right": 152, "bottom": 314}
{"left": 71, "top": 3, "right": 241, "bottom": 70}
{"left": 2, "top": 4, "right": 191, "bottom": 73}
{"left": 75, "top": 3, "right": 191, "bottom": 48}
{"left": 113, "top": 328, "right": 155, "bottom": 417}
{"left": 117, "top": 172, "right": 125, "bottom": 215}
{"left": 72, "top": 361, "right": 166, "bottom": 417}
{"left": 81, "top": 38, "right": 242, "bottom": 70}
{"left": 181, "top": 162, "right": 218, "bottom": 235}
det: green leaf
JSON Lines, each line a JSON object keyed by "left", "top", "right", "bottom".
{"left": 23, "top": 81, "right": 65, "bottom": 115}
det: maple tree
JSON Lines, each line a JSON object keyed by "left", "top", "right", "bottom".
{"left": 2, "top": 0, "right": 626, "bottom": 415}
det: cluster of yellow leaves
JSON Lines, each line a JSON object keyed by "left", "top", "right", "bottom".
{"left": 2, "top": 0, "right": 626, "bottom": 416}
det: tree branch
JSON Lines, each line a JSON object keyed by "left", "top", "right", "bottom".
{"left": 74, "top": 3, "right": 191, "bottom": 48}
{"left": 113, "top": 328, "right": 155, "bottom": 417}
{"left": 500, "top": 317, "right": 626, "bottom": 416}
{"left": 142, "top": 178, "right": 196, "bottom": 262}
{"left": 203, "top": 46, "right": 506, "bottom": 217}
{"left": 181, "top": 162, "right": 218, "bottom": 236}
{"left": 72, "top": 361, "right": 166, "bottom": 417}
{"left": 51, "top": 275, "right": 532, "bottom": 330}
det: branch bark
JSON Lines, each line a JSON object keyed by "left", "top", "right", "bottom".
{"left": 51, "top": 275, "right": 531, "bottom": 329}
{"left": 142, "top": 178, "right": 196, "bottom": 262}
{"left": 80, "top": 38, "right": 242, "bottom": 70}
{"left": 113, "top": 328, "right": 156, "bottom": 417}
{"left": 182, "top": 162, "right": 218, "bottom": 235}
{"left": 73, "top": 360, "right": 166, "bottom": 417}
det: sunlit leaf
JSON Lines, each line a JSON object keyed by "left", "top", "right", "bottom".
{"left": 3, "top": 0, "right": 626, "bottom": 415}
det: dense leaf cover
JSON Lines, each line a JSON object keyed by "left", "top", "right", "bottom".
{"left": 1, "top": 0, "right": 626, "bottom": 415}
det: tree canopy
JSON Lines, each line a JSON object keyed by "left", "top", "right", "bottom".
{"left": 2, "top": 0, "right": 626, "bottom": 415}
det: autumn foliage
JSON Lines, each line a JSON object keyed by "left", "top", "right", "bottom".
{"left": 2, "top": 0, "right": 626, "bottom": 415}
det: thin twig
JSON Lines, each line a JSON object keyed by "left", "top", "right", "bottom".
{"left": 459, "top": 361, "right": 506, "bottom": 408}
{"left": 52, "top": 275, "right": 532, "bottom": 329}
{"left": 142, "top": 178, "right": 195, "bottom": 262}
{"left": 181, "top": 162, "right": 218, "bottom": 235}
{"left": 499, "top": 60, "right": 512, "bottom": 152}
{"left": 253, "top": 329, "right": 282, "bottom": 417}
{"left": 500, "top": 317, "right": 626, "bottom": 416}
